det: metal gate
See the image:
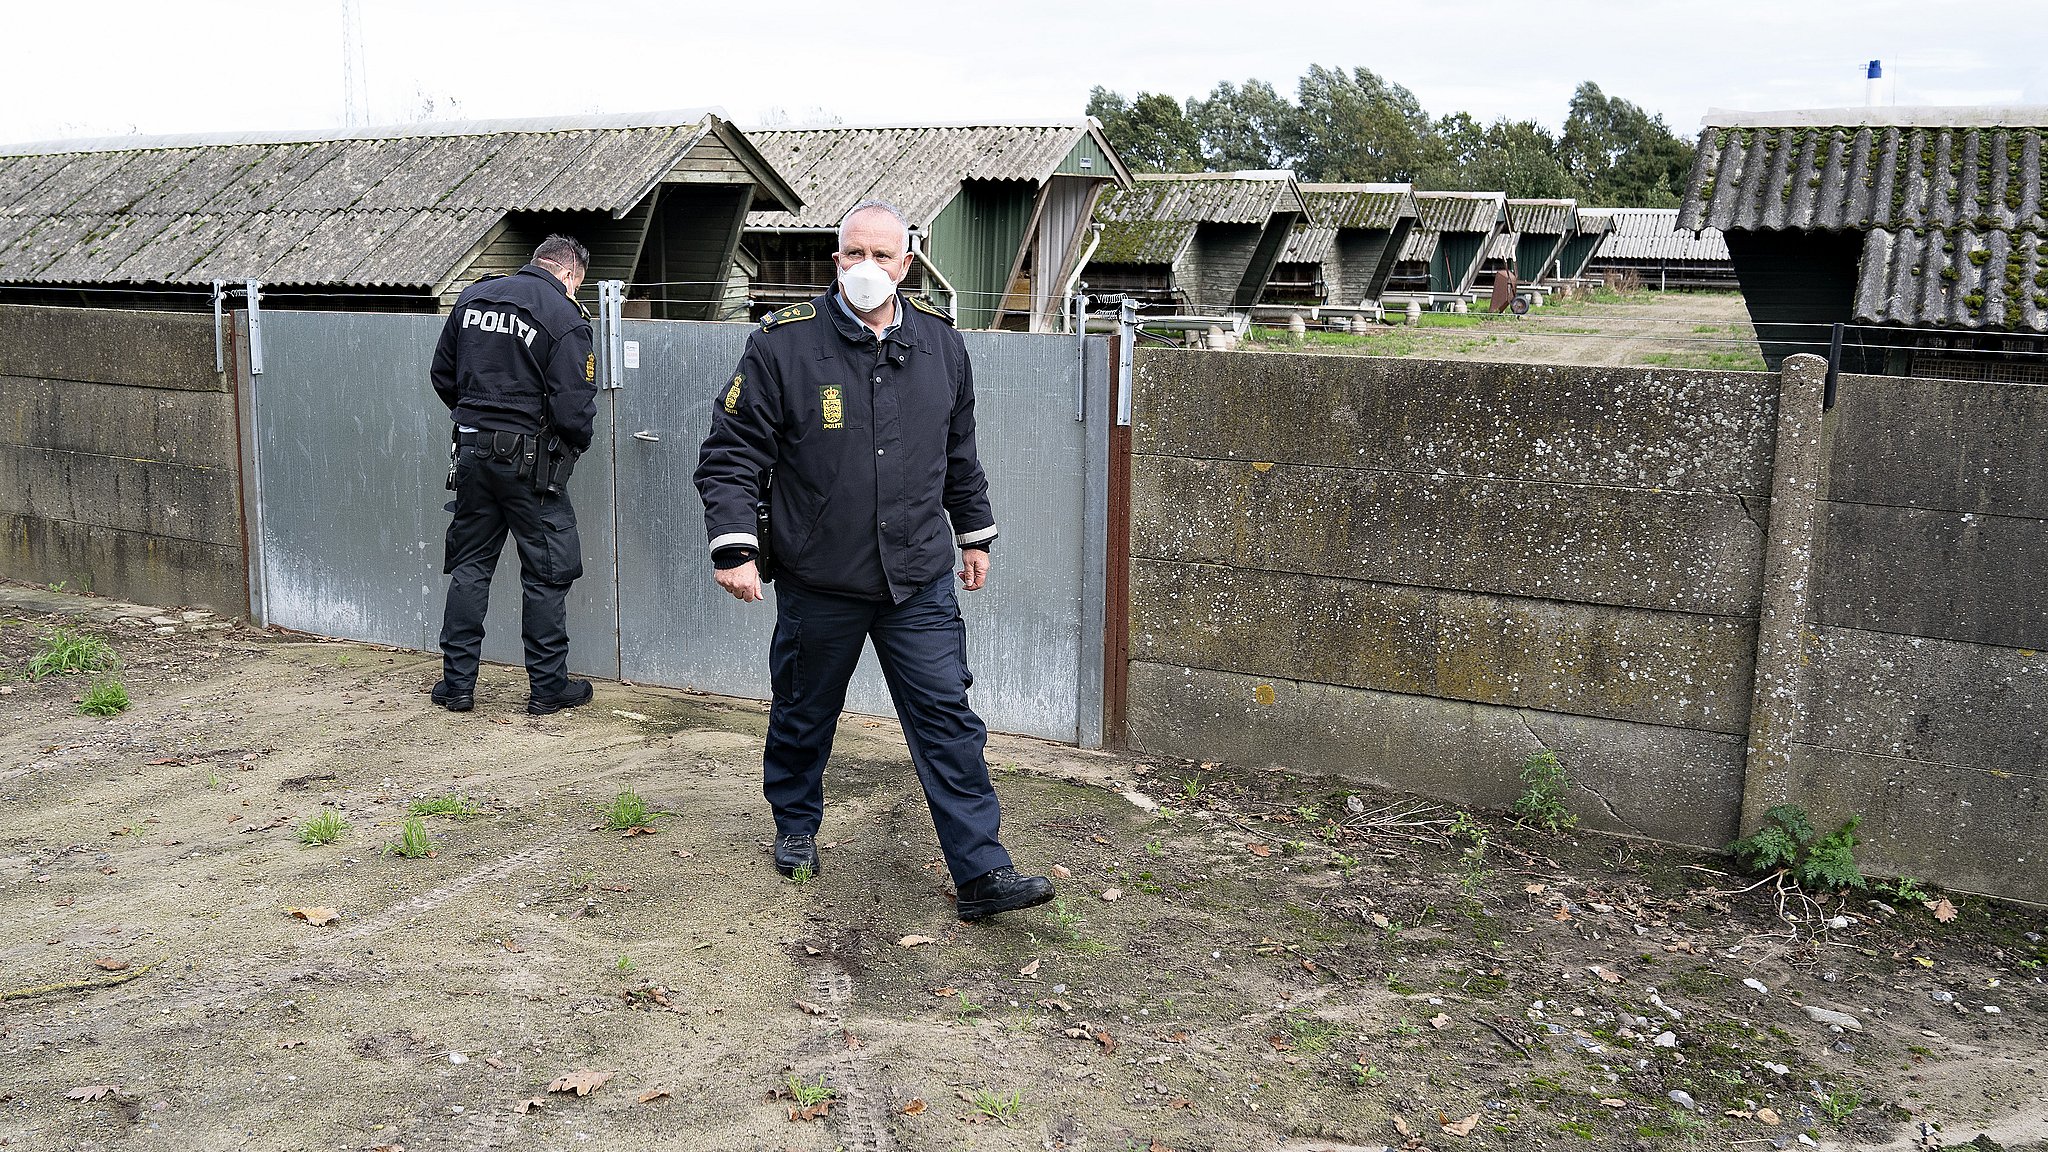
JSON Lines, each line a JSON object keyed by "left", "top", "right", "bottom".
{"left": 236, "top": 308, "right": 1110, "bottom": 745}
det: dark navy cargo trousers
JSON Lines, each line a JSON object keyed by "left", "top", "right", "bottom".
{"left": 764, "top": 574, "right": 1012, "bottom": 885}
{"left": 438, "top": 444, "right": 582, "bottom": 699}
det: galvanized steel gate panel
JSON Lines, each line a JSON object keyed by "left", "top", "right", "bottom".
{"left": 610, "top": 321, "right": 1110, "bottom": 744}
{"left": 238, "top": 309, "right": 1108, "bottom": 746}
{"left": 236, "top": 310, "right": 622, "bottom": 679}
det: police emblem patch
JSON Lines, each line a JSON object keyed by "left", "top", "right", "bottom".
{"left": 724, "top": 375, "right": 743, "bottom": 414}
{"left": 819, "top": 385, "right": 844, "bottom": 430}
{"left": 585, "top": 353, "right": 596, "bottom": 383}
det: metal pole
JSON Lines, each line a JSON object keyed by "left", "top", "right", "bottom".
{"left": 244, "top": 279, "right": 264, "bottom": 376}
{"left": 1115, "top": 297, "right": 1138, "bottom": 428}
{"left": 1073, "top": 288, "right": 1090, "bottom": 422}
{"left": 1825, "top": 322, "right": 1843, "bottom": 411}
{"left": 212, "top": 279, "right": 226, "bottom": 373}
{"left": 599, "top": 280, "right": 625, "bottom": 390}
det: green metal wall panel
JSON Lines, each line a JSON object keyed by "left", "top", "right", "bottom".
{"left": 1556, "top": 231, "right": 1604, "bottom": 280}
{"left": 928, "top": 180, "right": 1038, "bottom": 329}
{"left": 1053, "top": 137, "right": 1114, "bottom": 179}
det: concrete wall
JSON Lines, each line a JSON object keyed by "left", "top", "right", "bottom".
{"left": 1124, "top": 349, "right": 2045, "bottom": 902}
{"left": 0, "top": 305, "right": 245, "bottom": 612}
{"left": 1126, "top": 350, "right": 1780, "bottom": 850}
{"left": 1776, "top": 374, "right": 2047, "bottom": 898}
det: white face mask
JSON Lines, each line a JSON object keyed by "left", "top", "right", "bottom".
{"left": 838, "top": 258, "right": 897, "bottom": 313}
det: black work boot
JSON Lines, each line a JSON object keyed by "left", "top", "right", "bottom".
{"left": 527, "top": 679, "right": 593, "bottom": 716}
{"left": 954, "top": 866, "right": 1055, "bottom": 921}
{"left": 774, "top": 834, "right": 820, "bottom": 879}
{"left": 430, "top": 681, "right": 473, "bottom": 712}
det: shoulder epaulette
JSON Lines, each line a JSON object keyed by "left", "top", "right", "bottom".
{"left": 475, "top": 271, "right": 508, "bottom": 282}
{"left": 907, "top": 295, "right": 955, "bottom": 325}
{"left": 761, "top": 302, "right": 817, "bottom": 330}
{"left": 574, "top": 298, "right": 593, "bottom": 320}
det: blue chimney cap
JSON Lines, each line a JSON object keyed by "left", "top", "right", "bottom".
{"left": 1867, "top": 60, "right": 1883, "bottom": 79}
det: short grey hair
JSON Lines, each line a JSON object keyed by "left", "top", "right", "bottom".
{"left": 836, "top": 199, "right": 912, "bottom": 253}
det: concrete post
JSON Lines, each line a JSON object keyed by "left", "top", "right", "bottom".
{"left": 1739, "top": 352, "right": 1830, "bottom": 833}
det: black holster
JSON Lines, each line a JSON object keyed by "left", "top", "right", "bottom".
{"left": 755, "top": 469, "right": 777, "bottom": 582}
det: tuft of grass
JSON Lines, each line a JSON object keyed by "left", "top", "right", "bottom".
{"left": 1047, "top": 897, "right": 1084, "bottom": 940}
{"left": 613, "top": 954, "right": 636, "bottom": 975}
{"left": 79, "top": 678, "right": 130, "bottom": 716}
{"left": 1283, "top": 1012, "right": 1341, "bottom": 1053}
{"left": 408, "top": 794, "right": 484, "bottom": 819}
{"left": 1816, "top": 1090, "right": 1861, "bottom": 1126}
{"left": 954, "top": 992, "right": 985, "bottom": 1021}
{"left": 784, "top": 1073, "right": 834, "bottom": 1108}
{"left": 1180, "top": 774, "right": 1203, "bottom": 801}
{"left": 600, "top": 788, "right": 653, "bottom": 831}
{"left": 385, "top": 816, "right": 436, "bottom": 859}
{"left": 1352, "top": 1061, "right": 1387, "bottom": 1086}
{"left": 297, "top": 810, "right": 349, "bottom": 846}
{"left": 787, "top": 862, "right": 814, "bottom": 888}
{"left": 29, "top": 629, "right": 117, "bottom": 681}
{"left": 969, "top": 1087, "right": 1022, "bottom": 1123}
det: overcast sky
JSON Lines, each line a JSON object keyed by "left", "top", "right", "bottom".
{"left": 5, "top": 0, "right": 2044, "bottom": 147}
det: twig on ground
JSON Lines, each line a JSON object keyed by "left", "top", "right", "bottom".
{"left": 3, "top": 955, "right": 167, "bottom": 1001}
{"left": 1479, "top": 1017, "right": 1534, "bottom": 1061}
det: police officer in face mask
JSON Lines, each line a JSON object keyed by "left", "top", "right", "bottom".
{"left": 429, "top": 234, "right": 598, "bottom": 716}
{"left": 694, "top": 200, "right": 1057, "bottom": 922}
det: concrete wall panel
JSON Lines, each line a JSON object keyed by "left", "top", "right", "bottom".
{"left": 1817, "top": 501, "right": 2048, "bottom": 650}
{"left": 0, "top": 513, "right": 244, "bottom": 611}
{"left": 1133, "top": 351, "right": 1778, "bottom": 493}
{"left": 1131, "top": 559, "right": 1755, "bottom": 734}
{"left": 1, "top": 444, "right": 240, "bottom": 548}
{"left": 1831, "top": 373, "right": 2048, "bottom": 518}
{"left": 1803, "top": 625, "right": 2047, "bottom": 768}
{"left": 0, "top": 375, "right": 237, "bottom": 463}
{"left": 1132, "top": 455, "right": 1767, "bottom": 616}
{"left": 0, "top": 304, "right": 223, "bottom": 391}
{"left": 1788, "top": 745, "right": 2046, "bottom": 900}
{"left": 1128, "top": 660, "right": 1745, "bottom": 849}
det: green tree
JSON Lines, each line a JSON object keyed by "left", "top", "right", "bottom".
{"left": 1560, "top": 82, "right": 1695, "bottom": 206}
{"left": 1187, "top": 79, "right": 1303, "bottom": 171}
{"left": 1293, "top": 64, "right": 1438, "bottom": 182}
{"left": 1088, "top": 86, "right": 1203, "bottom": 173}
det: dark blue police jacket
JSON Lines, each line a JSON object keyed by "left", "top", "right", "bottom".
{"left": 694, "top": 291, "right": 998, "bottom": 602}
{"left": 432, "top": 264, "right": 597, "bottom": 451}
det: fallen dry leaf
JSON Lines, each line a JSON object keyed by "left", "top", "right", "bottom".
{"left": 1927, "top": 897, "right": 1958, "bottom": 922}
{"left": 1429, "top": 1012, "right": 1451, "bottom": 1029}
{"left": 897, "top": 934, "right": 935, "bottom": 948}
{"left": 1592, "top": 965, "right": 1622, "bottom": 984}
{"left": 620, "top": 825, "right": 658, "bottom": 838}
{"left": 932, "top": 986, "right": 958, "bottom": 997}
{"left": 92, "top": 957, "right": 128, "bottom": 972}
{"left": 1091, "top": 834, "right": 1113, "bottom": 845}
{"left": 901, "top": 1098, "right": 927, "bottom": 1116}
{"left": 671, "top": 848, "right": 694, "bottom": 859}
{"left": 598, "top": 882, "right": 632, "bottom": 893}
{"left": 1100, "top": 888, "right": 1123, "bottom": 901}
{"left": 637, "top": 1087, "right": 671, "bottom": 1104}
{"left": 1150, "top": 1140, "right": 1178, "bottom": 1152}
{"left": 513, "top": 1097, "right": 544, "bottom": 1114}
{"left": 794, "top": 1000, "right": 827, "bottom": 1016}
{"left": 803, "top": 944, "right": 820, "bottom": 955}
{"left": 1245, "top": 843, "right": 1272, "bottom": 858}
{"left": 501, "top": 938, "right": 525, "bottom": 953}
{"left": 284, "top": 906, "right": 340, "bottom": 926}
{"left": 1393, "top": 1116, "right": 1414, "bottom": 1138}
{"left": 66, "top": 1085, "right": 120, "bottom": 1102}
{"left": 842, "top": 1030, "right": 861, "bottom": 1049}
{"left": 1442, "top": 1111, "right": 1481, "bottom": 1137}
{"left": 1094, "top": 1030, "right": 1116, "bottom": 1054}
{"left": 1051, "top": 864, "right": 1072, "bottom": 879}
{"left": 484, "top": 1056, "right": 509, "bottom": 1071}
{"left": 546, "top": 1069, "right": 615, "bottom": 1096}
{"left": 1036, "top": 997, "right": 1073, "bottom": 1012}
{"left": 1757, "top": 1107, "right": 1782, "bottom": 1126}
{"left": 1524, "top": 882, "right": 1546, "bottom": 893}
{"left": 277, "top": 1039, "right": 305, "bottom": 1050}
{"left": 1019, "top": 959, "right": 1041, "bottom": 977}
{"left": 1266, "top": 1035, "right": 1293, "bottom": 1051}
{"left": 1600, "top": 1097, "right": 1626, "bottom": 1108}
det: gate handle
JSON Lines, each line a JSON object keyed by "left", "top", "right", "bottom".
{"left": 632, "top": 430, "right": 660, "bottom": 443}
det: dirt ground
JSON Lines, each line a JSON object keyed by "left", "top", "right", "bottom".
{"left": 2, "top": 584, "right": 2043, "bottom": 1152}
{"left": 1242, "top": 289, "right": 1765, "bottom": 371}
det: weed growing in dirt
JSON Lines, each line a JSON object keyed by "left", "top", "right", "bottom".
{"left": 1449, "top": 811, "right": 1490, "bottom": 893}
{"left": 970, "top": 1087, "right": 1022, "bottom": 1123}
{"left": 297, "top": 810, "right": 349, "bottom": 845}
{"left": 204, "top": 765, "right": 222, "bottom": 790}
{"left": 1391, "top": 1016, "right": 1422, "bottom": 1036}
{"left": 1728, "top": 804, "right": 1865, "bottom": 890}
{"left": 385, "top": 816, "right": 436, "bottom": 858}
{"left": 409, "top": 794, "right": 484, "bottom": 819}
{"left": 1048, "top": 897, "right": 1083, "bottom": 939}
{"left": 1145, "top": 838, "right": 1166, "bottom": 857}
{"left": 1885, "top": 875, "right": 1929, "bottom": 903}
{"left": 1283, "top": 1012, "right": 1340, "bottom": 1053}
{"left": 786, "top": 862, "right": 814, "bottom": 888}
{"left": 954, "top": 992, "right": 985, "bottom": 1020}
{"left": 1816, "top": 1090, "right": 1861, "bottom": 1125}
{"left": 784, "top": 1073, "right": 834, "bottom": 1107}
{"left": 1512, "top": 751, "right": 1578, "bottom": 833}
{"left": 79, "top": 678, "right": 130, "bottom": 716}
{"left": 28, "top": 629, "right": 116, "bottom": 681}
{"left": 1181, "top": 775, "right": 1203, "bottom": 801}
{"left": 1351, "top": 1061, "right": 1387, "bottom": 1086}
{"left": 614, "top": 955, "right": 636, "bottom": 975}
{"left": 601, "top": 788, "right": 653, "bottom": 831}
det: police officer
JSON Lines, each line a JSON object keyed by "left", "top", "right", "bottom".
{"left": 694, "top": 200, "right": 1056, "bottom": 922}
{"left": 430, "top": 235, "right": 598, "bottom": 717}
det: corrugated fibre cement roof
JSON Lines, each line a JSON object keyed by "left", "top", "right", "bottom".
{"left": 0, "top": 117, "right": 719, "bottom": 288}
